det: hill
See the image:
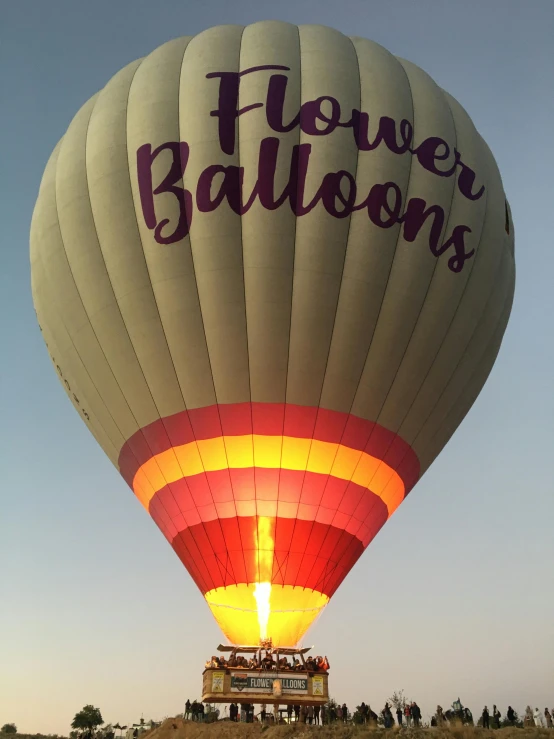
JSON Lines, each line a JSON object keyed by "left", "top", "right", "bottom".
{"left": 143, "top": 720, "right": 552, "bottom": 739}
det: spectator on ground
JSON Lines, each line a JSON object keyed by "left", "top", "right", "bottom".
{"left": 396, "top": 705, "right": 403, "bottom": 726}
{"left": 314, "top": 705, "right": 320, "bottom": 725}
{"left": 482, "top": 706, "right": 490, "bottom": 729}
{"left": 534, "top": 708, "right": 545, "bottom": 727}
{"left": 382, "top": 703, "right": 394, "bottom": 729}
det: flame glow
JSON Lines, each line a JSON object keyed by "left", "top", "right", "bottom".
{"left": 253, "top": 581, "right": 272, "bottom": 640}
{"left": 254, "top": 516, "right": 275, "bottom": 642}
{"left": 255, "top": 516, "right": 275, "bottom": 582}
{"left": 205, "top": 584, "right": 329, "bottom": 646}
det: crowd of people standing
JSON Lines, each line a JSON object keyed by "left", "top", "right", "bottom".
{"left": 522, "top": 706, "right": 553, "bottom": 728}
{"left": 468, "top": 704, "right": 552, "bottom": 729}
{"left": 183, "top": 697, "right": 554, "bottom": 728}
{"left": 225, "top": 702, "right": 347, "bottom": 724}
{"left": 184, "top": 700, "right": 205, "bottom": 721}
{"left": 373, "top": 701, "right": 554, "bottom": 729}
{"left": 378, "top": 702, "right": 423, "bottom": 728}
{"left": 204, "top": 653, "right": 329, "bottom": 673}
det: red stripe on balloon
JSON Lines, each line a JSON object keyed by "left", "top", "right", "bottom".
{"left": 147, "top": 468, "right": 389, "bottom": 546}
{"left": 167, "top": 516, "right": 366, "bottom": 599}
{"left": 118, "top": 403, "right": 420, "bottom": 492}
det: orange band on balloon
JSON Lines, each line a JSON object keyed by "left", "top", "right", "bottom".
{"left": 132, "top": 434, "right": 405, "bottom": 517}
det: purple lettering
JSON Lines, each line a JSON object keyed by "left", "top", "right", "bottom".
{"left": 356, "top": 181, "right": 402, "bottom": 227}
{"left": 439, "top": 224, "right": 474, "bottom": 273}
{"left": 196, "top": 164, "right": 232, "bottom": 212}
{"left": 265, "top": 74, "right": 300, "bottom": 134}
{"left": 345, "top": 113, "right": 413, "bottom": 155}
{"left": 398, "top": 120, "right": 414, "bottom": 155}
{"left": 136, "top": 63, "right": 485, "bottom": 273}
{"left": 300, "top": 96, "right": 342, "bottom": 136}
{"left": 413, "top": 137, "right": 457, "bottom": 177}
{"left": 456, "top": 155, "right": 485, "bottom": 201}
{"left": 401, "top": 198, "right": 445, "bottom": 248}
{"left": 347, "top": 110, "right": 381, "bottom": 152}
{"left": 318, "top": 170, "right": 357, "bottom": 218}
{"left": 208, "top": 66, "right": 291, "bottom": 154}
{"left": 196, "top": 164, "right": 258, "bottom": 215}
{"left": 207, "top": 72, "right": 259, "bottom": 156}
{"left": 400, "top": 198, "right": 475, "bottom": 269}
{"left": 288, "top": 144, "right": 318, "bottom": 216}
{"left": 256, "top": 138, "right": 289, "bottom": 210}
{"left": 137, "top": 142, "right": 193, "bottom": 244}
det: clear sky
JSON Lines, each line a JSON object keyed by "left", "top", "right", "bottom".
{"left": 1, "top": 0, "right": 553, "bottom": 734}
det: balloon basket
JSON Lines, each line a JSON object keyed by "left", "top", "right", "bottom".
{"left": 202, "top": 644, "right": 329, "bottom": 708}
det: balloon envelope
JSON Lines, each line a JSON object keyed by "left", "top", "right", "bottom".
{"left": 31, "top": 21, "right": 514, "bottom": 646}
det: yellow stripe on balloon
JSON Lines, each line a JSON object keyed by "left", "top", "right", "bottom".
{"left": 205, "top": 583, "right": 330, "bottom": 647}
{"left": 132, "top": 435, "right": 405, "bottom": 516}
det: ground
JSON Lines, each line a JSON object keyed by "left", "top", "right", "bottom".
{"left": 142, "top": 720, "right": 552, "bottom": 739}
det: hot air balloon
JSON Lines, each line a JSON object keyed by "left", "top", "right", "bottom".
{"left": 30, "top": 21, "right": 515, "bottom": 648}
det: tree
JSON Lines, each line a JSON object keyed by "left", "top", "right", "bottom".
{"left": 71, "top": 705, "right": 104, "bottom": 732}
{"left": 1, "top": 725, "right": 17, "bottom": 734}
{"left": 389, "top": 690, "right": 407, "bottom": 712}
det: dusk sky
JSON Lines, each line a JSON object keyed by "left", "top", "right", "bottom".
{"left": 2, "top": 0, "right": 553, "bottom": 734}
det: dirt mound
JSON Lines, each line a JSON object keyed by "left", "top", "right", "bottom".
{"left": 144, "top": 720, "right": 552, "bottom": 739}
